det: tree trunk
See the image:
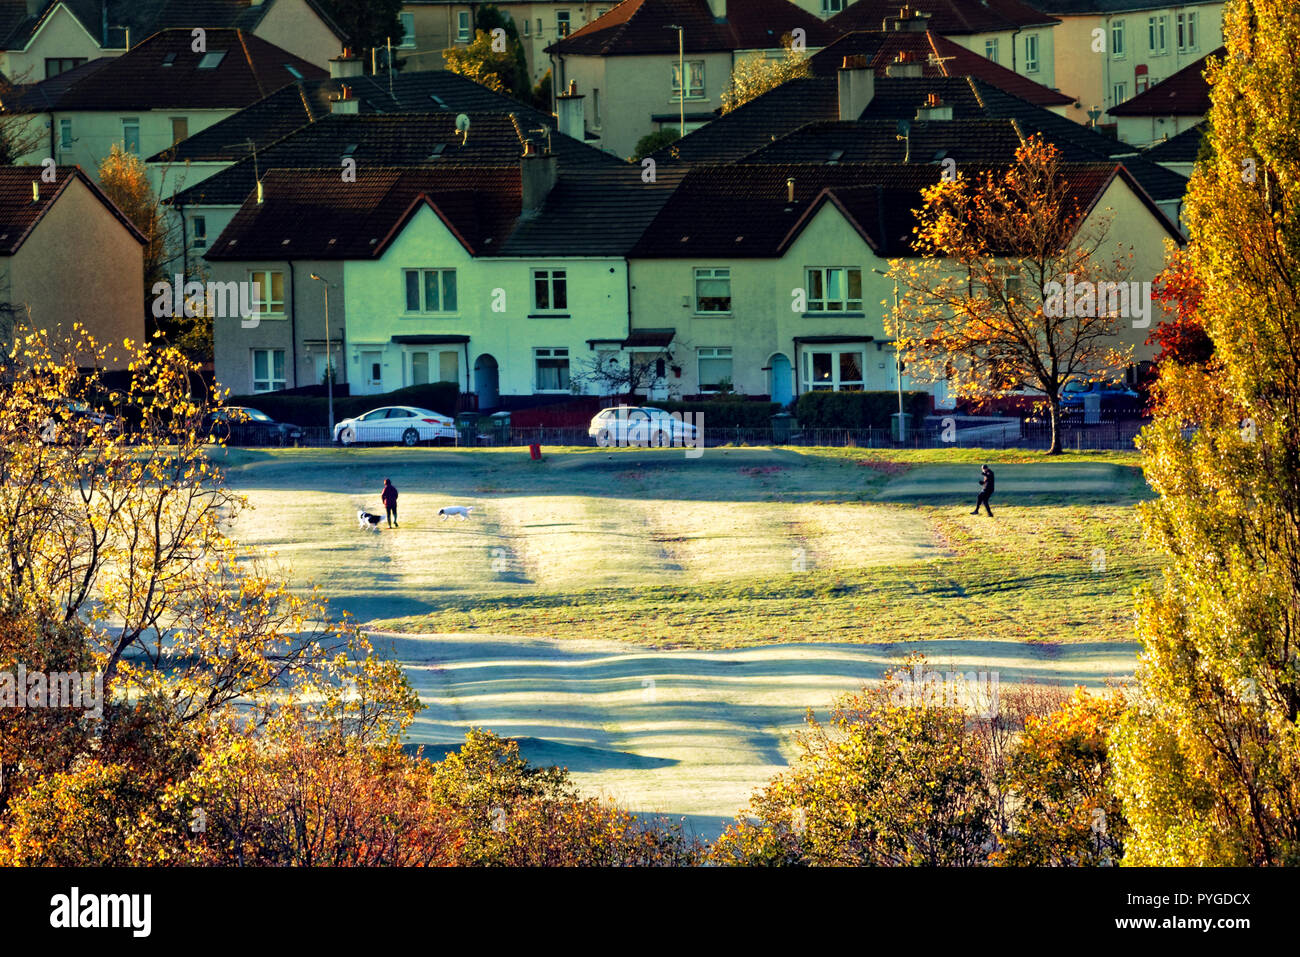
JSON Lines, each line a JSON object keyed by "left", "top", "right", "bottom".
{"left": 1047, "top": 397, "right": 1063, "bottom": 455}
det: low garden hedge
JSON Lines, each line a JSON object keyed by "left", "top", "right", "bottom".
{"left": 794, "top": 391, "right": 933, "bottom": 429}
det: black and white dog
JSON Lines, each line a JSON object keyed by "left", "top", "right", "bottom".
{"left": 438, "top": 505, "right": 474, "bottom": 520}
{"left": 357, "top": 510, "right": 384, "bottom": 531}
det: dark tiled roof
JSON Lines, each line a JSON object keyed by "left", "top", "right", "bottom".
{"left": 0, "top": 164, "right": 145, "bottom": 253}
{"left": 740, "top": 118, "right": 1026, "bottom": 164}
{"left": 810, "top": 29, "right": 1073, "bottom": 107}
{"left": 110, "top": 0, "right": 344, "bottom": 47}
{"left": 169, "top": 111, "right": 624, "bottom": 207}
{"left": 631, "top": 160, "right": 1174, "bottom": 259}
{"left": 654, "top": 73, "right": 1188, "bottom": 202}
{"left": 827, "top": 0, "right": 1058, "bottom": 35}
{"left": 3, "top": 57, "right": 112, "bottom": 111}
{"left": 1023, "top": 0, "right": 1206, "bottom": 13}
{"left": 205, "top": 166, "right": 521, "bottom": 260}
{"left": 11, "top": 28, "right": 325, "bottom": 111}
{"left": 547, "top": 0, "right": 836, "bottom": 56}
{"left": 500, "top": 165, "right": 687, "bottom": 256}
{"left": 1108, "top": 47, "right": 1221, "bottom": 117}
{"left": 150, "top": 69, "right": 569, "bottom": 164}
{"left": 1142, "top": 121, "right": 1207, "bottom": 164}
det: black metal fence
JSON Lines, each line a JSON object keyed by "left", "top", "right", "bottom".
{"left": 277, "top": 420, "right": 1147, "bottom": 452}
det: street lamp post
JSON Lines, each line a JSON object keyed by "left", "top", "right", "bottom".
{"left": 665, "top": 24, "right": 684, "bottom": 137}
{"left": 309, "top": 273, "right": 335, "bottom": 435}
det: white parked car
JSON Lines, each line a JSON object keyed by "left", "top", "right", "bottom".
{"left": 333, "top": 406, "right": 456, "bottom": 446}
{"left": 589, "top": 406, "right": 698, "bottom": 447}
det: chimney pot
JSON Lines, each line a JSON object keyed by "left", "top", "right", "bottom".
{"left": 786, "top": 177, "right": 795, "bottom": 203}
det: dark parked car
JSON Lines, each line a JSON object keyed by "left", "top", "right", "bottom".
{"left": 205, "top": 407, "right": 303, "bottom": 446}
{"left": 39, "top": 399, "right": 120, "bottom": 445}
{"left": 1060, "top": 381, "right": 1142, "bottom": 417}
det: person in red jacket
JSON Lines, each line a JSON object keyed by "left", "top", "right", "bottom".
{"left": 381, "top": 478, "right": 399, "bottom": 528}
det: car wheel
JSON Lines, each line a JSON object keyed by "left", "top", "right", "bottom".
{"left": 339, "top": 426, "right": 356, "bottom": 445}
{"left": 653, "top": 429, "right": 671, "bottom": 448}
{"left": 596, "top": 428, "right": 613, "bottom": 447}
{"left": 402, "top": 428, "right": 420, "bottom": 447}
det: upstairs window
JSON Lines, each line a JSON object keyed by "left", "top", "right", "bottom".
{"left": 404, "top": 268, "right": 458, "bottom": 313}
{"left": 806, "top": 267, "right": 862, "bottom": 313}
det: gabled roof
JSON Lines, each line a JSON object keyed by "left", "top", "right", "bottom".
{"left": 653, "top": 73, "right": 1188, "bottom": 202}
{"left": 1108, "top": 46, "right": 1221, "bottom": 117}
{"left": 9, "top": 28, "right": 325, "bottom": 111}
{"left": 0, "top": 0, "right": 103, "bottom": 52}
{"left": 205, "top": 166, "right": 521, "bottom": 260}
{"left": 827, "top": 0, "right": 1058, "bottom": 35}
{"left": 547, "top": 0, "right": 837, "bottom": 56}
{"left": 149, "top": 69, "right": 575, "bottom": 165}
{"left": 1142, "top": 121, "right": 1207, "bottom": 164}
{"left": 630, "top": 160, "right": 1180, "bottom": 259}
{"left": 810, "top": 29, "right": 1073, "bottom": 108}
{"left": 168, "top": 111, "right": 624, "bottom": 208}
{"left": 0, "top": 164, "right": 146, "bottom": 254}
{"left": 740, "top": 118, "right": 1026, "bottom": 164}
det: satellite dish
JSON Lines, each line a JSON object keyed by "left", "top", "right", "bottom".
{"left": 455, "top": 113, "right": 471, "bottom": 133}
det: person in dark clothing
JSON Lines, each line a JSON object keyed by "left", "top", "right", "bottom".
{"left": 381, "top": 478, "right": 399, "bottom": 528}
{"left": 972, "top": 465, "right": 994, "bottom": 516}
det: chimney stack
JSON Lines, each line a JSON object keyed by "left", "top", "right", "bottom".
{"left": 329, "top": 47, "right": 363, "bottom": 79}
{"left": 786, "top": 177, "right": 795, "bottom": 203}
{"left": 883, "top": 5, "right": 931, "bottom": 32}
{"left": 331, "top": 83, "right": 359, "bottom": 115}
{"left": 838, "top": 55, "right": 875, "bottom": 121}
{"left": 915, "top": 92, "right": 953, "bottom": 121}
{"left": 555, "top": 79, "right": 586, "bottom": 141}
{"left": 885, "top": 50, "right": 924, "bottom": 78}
{"left": 521, "top": 142, "right": 558, "bottom": 213}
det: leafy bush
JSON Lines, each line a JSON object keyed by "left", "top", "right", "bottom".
{"left": 225, "top": 382, "right": 462, "bottom": 427}
{"left": 794, "top": 391, "right": 932, "bottom": 430}
{"left": 655, "top": 400, "right": 780, "bottom": 429}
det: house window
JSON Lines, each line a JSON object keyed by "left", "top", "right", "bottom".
{"left": 822, "top": 0, "right": 844, "bottom": 12}
{"left": 404, "top": 268, "right": 458, "bottom": 312}
{"left": 1112, "top": 81, "right": 1128, "bottom": 106}
{"left": 456, "top": 11, "right": 471, "bottom": 42}
{"left": 191, "top": 216, "right": 207, "bottom": 249}
{"left": 557, "top": 11, "right": 570, "bottom": 37}
{"left": 122, "top": 118, "right": 140, "bottom": 154}
{"left": 198, "top": 50, "right": 226, "bottom": 69}
{"left": 252, "top": 349, "right": 286, "bottom": 393}
{"left": 399, "top": 13, "right": 416, "bottom": 47}
{"left": 695, "top": 267, "right": 731, "bottom": 313}
{"left": 672, "top": 60, "right": 705, "bottom": 98}
{"left": 58, "top": 119, "right": 72, "bottom": 150}
{"left": 532, "top": 269, "right": 568, "bottom": 312}
{"left": 593, "top": 88, "right": 601, "bottom": 127}
{"left": 805, "top": 267, "right": 863, "bottom": 312}
{"left": 804, "top": 347, "right": 865, "bottom": 392}
{"left": 537, "top": 18, "right": 543, "bottom": 35}
{"left": 535, "top": 347, "right": 570, "bottom": 392}
{"left": 596, "top": 7, "right": 609, "bottom": 18}
{"left": 170, "top": 117, "right": 188, "bottom": 145}
{"left": 249, "top": 270, "right": 285, "bottom": 315}
{"left": 1148, "top": 15, "right": 1167, "bottom": 54}
{"left": 1023, "top": 34, "right": 1039, "bottom": 73}
{"left": 410, "top": 350, "right": 459, "bottom": 384}
{"left": 523, "top": 18, "right": 530, "bottom": 36}
{"left": 984, "top": 39, "right": 998, "bottom": 64}
{"left": 1111, "top": 20, "right": 1125, "bottom": 58}
{"left": 698, "top": 347, "right": 733, "bottom": 392}
{"left": 1177, "top": 11, "right": 1197, "bottom": 52}
{"left": 44, "top": 57, "right": 85, "bottom": 78}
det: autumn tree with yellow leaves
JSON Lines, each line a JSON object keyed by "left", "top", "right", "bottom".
{"left": 1110, "top": 0, "right": 1300, "bottom": 866}
{"left": 887, "top": 137, "right": 1134, "bottom": 454}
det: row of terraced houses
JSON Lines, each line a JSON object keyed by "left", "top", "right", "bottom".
{"left": 0, "top": 0, "right": 1219, "bottom": 404}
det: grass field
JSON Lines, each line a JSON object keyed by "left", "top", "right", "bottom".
{"left": 216, "top": 445, "right": 1155, "bottom": 832}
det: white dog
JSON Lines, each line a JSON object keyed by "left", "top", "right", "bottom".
{"left": 357, "top": 510, "right": 383, "bottom": 531}
{"left": 438, "top": 506, "right": 474, "bottom": 520}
